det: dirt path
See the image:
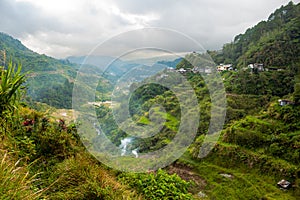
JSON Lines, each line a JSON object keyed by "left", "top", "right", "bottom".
{"left": 167, "top": 163, "right": 207, "bottom": 193}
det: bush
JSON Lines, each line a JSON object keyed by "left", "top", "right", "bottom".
{"left": 43, "top": 153, "right": 136, "bottom": 200}
{"left": 118, "top": 169, "right": 194, "bottom": 200}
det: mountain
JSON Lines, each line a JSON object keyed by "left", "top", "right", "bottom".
{"left": 0, "top": 32, "right": 106, "bottom": 108}
{"left": 156, "top": 57, "right": 182, "bottom": 68}
{"left": 209, "top": 1, "right": 300, "bottom": 70}
{"left": 68, "top": 55, "right": 182, "bottom": 83}
{"left": 67, "top": 55, "right": 142, "bottom": 83}
{"left": 0, "top": 33, "right": 78, "bottom": 73}
{"left": 0, "top": 33, "right": 184, "bottom": 109}
{"left": 67, "top": 55, "right": 117, "bottom": 71}
{"left": 204, "top": 2, "right": 300, "bottom": 98}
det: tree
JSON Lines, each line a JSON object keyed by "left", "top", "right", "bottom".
{"left": 294, "top": 83, "right": 300, "bottom": 104}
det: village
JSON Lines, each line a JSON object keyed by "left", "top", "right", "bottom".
{"left": 174, "top": 62, "right": 285, "bottom": 75}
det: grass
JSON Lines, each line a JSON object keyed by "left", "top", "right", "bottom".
{"left": 177, "top": 151, "right": 298, "bottom": 200}
{"left": 39, "top": 152, "right": 141, "bottom": 200}
{"left": 0, "top": 151, "right": 43, "bottom": 200}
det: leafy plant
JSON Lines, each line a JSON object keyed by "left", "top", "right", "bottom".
{"left": 119, "top": 169, "right": 194, "bottom": 200}
{"left": 0, "top": 61, "right": 26, "bottom": 115}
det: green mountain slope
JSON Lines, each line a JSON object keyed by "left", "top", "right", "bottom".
{"left": 0, "top": 32, "right": 110, "bottom": 108}
{"left": 209, "top": 1, "right": 300, "bottom": 70}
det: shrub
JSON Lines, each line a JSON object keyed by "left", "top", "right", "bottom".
{"left": 118, "top": 169, "right": 194, "bottom": 200}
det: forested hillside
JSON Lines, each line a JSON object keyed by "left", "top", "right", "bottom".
{"left": 0, "top": 33, "right": 111, "bottom": 108}
{"left": 205, "top": 2, "right": 300, "bottom": 98}
{"left": 209, "top": 1, "right": 300, "bottom": 70}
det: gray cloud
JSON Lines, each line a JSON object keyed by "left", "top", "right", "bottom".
{"left": 0, "top": 0, "right": 299, "bottom": 58}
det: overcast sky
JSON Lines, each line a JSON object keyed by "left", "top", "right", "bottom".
{"left": 0, "top": 0, "right": 299, "bottom": 58}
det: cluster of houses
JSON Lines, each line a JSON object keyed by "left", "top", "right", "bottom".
{"left": 278, "top": 99, "right": 294, "bottom": 106}
{"left": 217, "top": 63, "right": 284, "bottom": 73}
{"left": 174, "top": 63, "right": 234, "bottom": 74}
{"left": 167, "top": 62, "right": 284, "bottom": 75}
{"left": 247, "top": 63, "right": 264, "bottom": 72}
{"left": 175, "top": 66, "right": 213, "bottom": 74}
{"left": 217, "top": 64, "right": 233, "bottom": 72}
{"left": 246, "top": 63, "right": 284, "bottom": 72}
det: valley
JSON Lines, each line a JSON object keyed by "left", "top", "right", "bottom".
{"left": 0, "top": 2, "right": 299, "bottom": 199}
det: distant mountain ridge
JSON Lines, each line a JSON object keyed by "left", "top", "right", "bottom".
{"left": 0, "top": 32, "right": 77, "bottom": 72}
{"left": 67, "top": 55, "right": 182, "bottom": 83}
{"left": 0, "top": 32, "right": 98, "bottom": 108}
{"left": 0, "top": 33, "right": 182, "bottom": 108}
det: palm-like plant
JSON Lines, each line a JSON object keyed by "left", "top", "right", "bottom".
{"left": 0, "top": 62, "right": 26, "bottom": 116}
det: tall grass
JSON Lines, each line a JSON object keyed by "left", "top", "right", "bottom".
{"left": 0, "top": 151, "right": 43, "bottom": 200}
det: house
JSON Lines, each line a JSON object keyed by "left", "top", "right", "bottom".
{"left": 265, "top": 67, "right": 284, "bottom": 72}
{"left": 277, "top": 179, "right": 291, "bottom": 189}
{"left": 248, "top": 63, "right": 264, "bottom": 72}
{"left": 204, "top": 67, "right": 212, "bottom": 74}
{"left": 217, "top": 64, "right": 233, "bottom": 72}
{"left": 278, "top": 99, "right": 294, "bottom": 106}
{"left": 177, "top": 68, "right": 187, "bottom": 73}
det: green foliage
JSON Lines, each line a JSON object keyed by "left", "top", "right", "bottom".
{"left": 0, "top": 152, "right": 42, "bottom": 200}
{"left": 0, "top": 105, "right": 136, "bottom": 199}
{"left": 222, "top": 103, "right": 300, "bottom": 165}
{"left": 119, "top": 169, "right": 194, "bottom": 200}
{"left": 294, "top": 83, "right": 300, "bottom": 104}
{"left": 43, "top": 153, "right": 138, "bottom": 200}
{"left": 294, "top": 73, "right": 300, "bottom": 104}
{"left": 268, "top": 102, "right": 300, "bottom": 131}
{"left": 225, "top": 94, "right": 270, "bottom": 123}
{"left": 33, "top": 79, "right": 74, "bottom": 109}
{"left": 0, "top": 62, "right": 26, "bottom": 115}
{"left": 176, "top": 53, "right": 214, "bottom": 70}
{"left": 209, "top": 2, "right": 300, "bottom": 69}
{"left": 176, "top": 58, "right": 193, "bottom": 69}
{"left": 223, "top": 70, "right": 295, "bottom": 96}
{"left": 179, "top": 154, "right": 298, "bottom": 200}
{"left": 129, "top": 83, "right": 169, "bottom": 116}
{"left": 1, "top": 107, "right": 78, "bottom": 161}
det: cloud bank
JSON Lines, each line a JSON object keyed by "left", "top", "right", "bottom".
{"left": 0, "top": 0, "right": 298, "bottom": 58}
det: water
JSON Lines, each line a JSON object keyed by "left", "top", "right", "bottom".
{"left": 94, "top": 123, "right": 102, "bottom": 135}
{"left": 119, "top": 137, "right": 138, "bottom": 157}
{"left": 93, "top": 124, "right": 139, "bottom": 157}
{"left": 132, "top": 149, "right": 138, "bottom": 158}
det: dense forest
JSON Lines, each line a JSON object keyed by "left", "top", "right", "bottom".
{"left": 0, "top": 1, "right": 299, "bottom": 199}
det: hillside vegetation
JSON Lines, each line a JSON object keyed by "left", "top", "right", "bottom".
{"left": 209, "top": 1, "right": 300, "bottom": 70}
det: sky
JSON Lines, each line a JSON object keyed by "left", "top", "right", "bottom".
{"left": 0, "top": 0, "right": 299, "bottom": 59}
